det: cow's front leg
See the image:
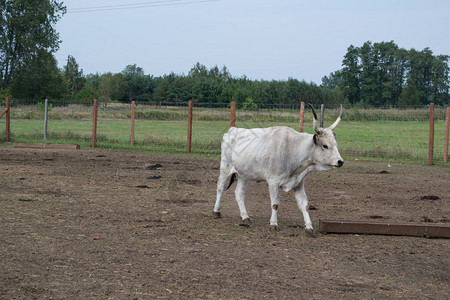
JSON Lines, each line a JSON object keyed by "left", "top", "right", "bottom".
{"left": 293, "top": 182, "right": 313, "bottom": 233}
{"left": 235, "top": 178, "right": 250, "bottom": 222}
{"left": 268, "top": 182, "right": 280, "bottom": 230}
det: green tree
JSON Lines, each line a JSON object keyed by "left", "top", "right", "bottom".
{"left": 374, "top": 41, "right": 399, "bottom": 105}
{"left": 154, "top": 72, "right": 188, "bottom": 103}
{"left": 336, "top": 41, "right": 449, "bottom": 106}
{"left": 118, "top": 62, "right": 347, "bottom": 107}
{"left": 339, "top": 45, "right": 360, "bottom": 104}
{"left": 122, "top": 64, "right": 155, "bottom": 102}
{"left": 358, "top": 41, "right": 377, "bottom": 104}
{"left": 9, "top": 49, "right": 66, "bottom": 100}
{"left": 0, "top": 0, "right": 66, "bottom": 89}
{"left": 321, "top": 71, "right": 343, "bottom": 89}
{"left": 188, "top": 62, "right": 208, "bottom": 78}
{"left": 242, "top": 96, "right": 257, "bottom": 110}
{"left": 407, "top": 48, "right": 434, "bottom": 105}
{"left": 187, "top": 63, "right": 232, "bottom": 104}
{"left": 398, "top": 77, "right": 420, "bottom": 106}
{"left": 356, "top": 41, "right": 399, "bottom": 105}
{"left": 71, "top": 73, "right": 100, "bottom": 104}
{"left": 99, "top": 73, "right": 127, "bottom": 102}
{"left": 74, "top": 87, "right": 99, "bottom": 104}
{"left": 85, "top": 73, "right": 102, "bottom": 90}
{"left": 430, "top": 55, "right": 450, "bottom": 105}
{"left": 63, "top": 55, "right": 85, "bottom": 97}
{"left": 390, "top": 48, "right": 409, "bottom": 105}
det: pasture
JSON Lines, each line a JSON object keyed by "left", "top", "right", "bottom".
{"left": 0, "top": 146, "right": 448, "bottom": 299}
{"left": 1, "top": 103, "right": 449, "bottom": 164}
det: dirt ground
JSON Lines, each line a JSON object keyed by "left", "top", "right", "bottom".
{"left": 0, "top": 146, "right": 449, "bottom": 299}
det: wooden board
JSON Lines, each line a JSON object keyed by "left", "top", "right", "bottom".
{"left": 13, "top": 143, "right": 80, "bottom": 150}
{"left": 0, "top": 108, "right": 7, "bottom": 118}
{"left": 319, "top": 219, "right": 450, "bottom": 238}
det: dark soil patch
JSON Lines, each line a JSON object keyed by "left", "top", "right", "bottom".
{"left": 369, "top": 215, "right": 384, "bottom": 219}
{"left": 146, "top": 163, "right": 162, "bottom": 170}
{"left": 421, "top": 195, "right": 440, "bottom": 200}
{"left": 135, "top": 184, "right": 150, "bottom": 188}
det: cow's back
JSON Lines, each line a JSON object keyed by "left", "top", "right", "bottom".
{"left": 221, "top": 126, "right": 310, "bottom": 180}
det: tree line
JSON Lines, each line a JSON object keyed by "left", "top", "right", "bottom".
{"left": 3, "top": 55, "right": 346, "bottom": 107}
{"left": 323, "top": 41, "right": 450, "bottom": 106}
{"left": 64, "top": 62, "right": 345, "bottom": 108}
{"left": 1, "top": 1, "right": 449, "bottom": 107}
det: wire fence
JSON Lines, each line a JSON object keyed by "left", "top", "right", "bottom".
{"left": 1, "top": 98, "right": 449, "bottom": 165}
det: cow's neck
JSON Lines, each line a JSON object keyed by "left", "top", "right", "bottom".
{"left": 280, "top": 135, "right": 316, "bottom": 192}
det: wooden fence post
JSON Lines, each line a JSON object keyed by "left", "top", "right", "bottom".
{"left": 130, "top": 101, "right": 135, "bottom": 146}
{"left": 92, "top": 99, "right": 98, "bottom": 148}
{"left": 230, "top": 101, "right": 236, "bottom": 128}
{"left": 428, "top": 103, "right": 435, "bottom": 165}
{"left": 6, "top": 96, "right": 10, "bottom": 142}
{"left": 444, "top": 107, "right": 450, "bottom": 163}
{"left": 187, "top": 101, "right": 193, "bottom": 153}
{"left": 44, "top": 99, "right": 48, "bottom": 140}
{"left": 299, "top": 102, "right": 305, "bottom": 132}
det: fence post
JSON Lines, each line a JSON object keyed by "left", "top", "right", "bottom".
{"left": 187, "top": 100, "right": 193, "bottom": 153}
{"left": 6, "top": 96, "right": 10, "bottom": 142}
{"left": 428, "top": 103, "right": 435, "bottom": 165}
{"left": 299, "top": 102, "right": 305, "bottom": 132}
{"left": 44, "top": 99, "right": 48, "bottom": 140}
{"left": 444, "top": 107, "right": 450, "bottom": 163}
{"left": 92, "top": 99, "right": 98, "bottom": 148}
{"left": 130, "top": 101, "right": 135, "bottom": 146}
{"left": 230, "top": 101, "right": 236, "bottom": 128}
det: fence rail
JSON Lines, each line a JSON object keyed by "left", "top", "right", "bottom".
{"left": 1, "top": 98, "right": 449, "bottom": 165}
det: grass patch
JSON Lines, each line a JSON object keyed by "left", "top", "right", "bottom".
{"left": 1, "top": 106, "right": 449, "bottom": 165}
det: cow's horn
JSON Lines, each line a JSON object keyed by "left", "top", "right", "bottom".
{"left": 329, "top": 104, "right": 343, "bottom": 131}
{"left": 308, "top": 103, "right": 320, "bottom": 133}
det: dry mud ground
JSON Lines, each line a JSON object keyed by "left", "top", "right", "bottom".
{"left": 0, "top": 146, "right": 449, "bottom": 299}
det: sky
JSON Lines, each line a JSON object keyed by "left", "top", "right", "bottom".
{"left": 54, "top": 0, "right": 450, "bottom": 84}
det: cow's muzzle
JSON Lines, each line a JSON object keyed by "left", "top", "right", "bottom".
{"left": 336, "top": 159, "right": 344, "bottom": 168}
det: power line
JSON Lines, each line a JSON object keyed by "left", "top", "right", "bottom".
{"left": 68, "top": 0, "right": 222, "bottom": 13}
{"left": 69, "top": 0, "right": 191, "bottom": 11}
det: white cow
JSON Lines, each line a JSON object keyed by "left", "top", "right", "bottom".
{"left": 213, "top": 104, "right": 344, "bottom": 233}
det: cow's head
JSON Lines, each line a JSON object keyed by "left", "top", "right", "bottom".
{"left": 309, "top": 104, "right": 344, "bottom": 170}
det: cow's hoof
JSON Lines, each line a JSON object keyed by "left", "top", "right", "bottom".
{"left": 305, "top": 228, "right": 317, "bottom": 237}
{"left": 239, "top": 218, "right": 251, "bottom": 227}
{"left": 269, "top": 224, "right": 279, "bottom": 231}
{"left": 213, "top": 211, "right": 221, "bottom": 218}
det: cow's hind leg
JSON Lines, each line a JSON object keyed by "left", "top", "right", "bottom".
{"left": 293, "top": 182, "right": 314, "bottom": 233}
{"left": 235, "top": 178, "right": 250, "bottom": 222}
{"left": 213, "top": 166, "right": 234, "bottom": 218}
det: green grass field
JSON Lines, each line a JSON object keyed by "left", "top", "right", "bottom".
{"left": 1, "top": 115, "right": 448, "bottom": 165}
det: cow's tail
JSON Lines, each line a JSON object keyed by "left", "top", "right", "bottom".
{"left": 226, "top": 173, "right": 237, "bottom": 190}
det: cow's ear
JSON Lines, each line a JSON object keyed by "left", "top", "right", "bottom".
{"left": 313, "top": 134, "right": 319, "bottom": 145}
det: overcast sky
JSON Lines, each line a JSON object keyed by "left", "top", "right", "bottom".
{"left": 54, "top": 0, "right": 450, "bottom": 84}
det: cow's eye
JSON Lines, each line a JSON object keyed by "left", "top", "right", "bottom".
{"left": 323, "top": 145, "right": 328, "bottom": 149}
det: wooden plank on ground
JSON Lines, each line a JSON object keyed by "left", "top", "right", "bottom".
{"left": 13, "top": 143, "right": 80, "bottom": 150}
{"left": 0, "top": 108, "right": 7, "bottom": 118}
{"left": 319, "top": 219, "right": 450, "bottom": 238}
